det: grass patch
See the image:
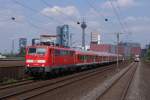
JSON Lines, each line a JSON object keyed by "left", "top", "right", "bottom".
{"left": 1, "top": 78, "right": 17, "bottom": 85}
{"left": 26, "top": 76, "right": 34, "bottom": 80}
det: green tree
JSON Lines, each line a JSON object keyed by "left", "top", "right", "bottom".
{"left": 146, "top": 49, "right": 150, "bottom": 60}
{"left": 19, "top": 48, "right": 26, "bottom": 57}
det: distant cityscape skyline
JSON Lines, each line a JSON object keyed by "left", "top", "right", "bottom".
{"left": 0, "top": 0, "right": 150, "bottom": 53}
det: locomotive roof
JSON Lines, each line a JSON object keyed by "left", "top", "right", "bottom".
{"left": 74, "top": 50, "right": 119, "bottom": 57}
{"left": 27, "top": 45, "right": 75, "bottom": 51}
{"left": 27, "top": 45, "right": 121, "bottom": 57}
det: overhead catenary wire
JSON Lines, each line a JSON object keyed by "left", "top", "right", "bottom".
{"left": 11, "top": 0, "right": 68, "bottom": 32}
{"left": 86, "top": 0, "right": 108, "bottom": 20}
{"left": 40, "top": 0, "right": 81, "bottom": 30}
{"left": 86, "top": 0, "right": 127, "bottom": 34}
{"left": 85, "top": 0, "right": 117, "bottom": 33}
{"left": 0, "top": 18, "right": 11, "bottom": 22}
{"left": 12, "top": 0, "right": 114, "bottom": 46}
{"left": 13, "top": 0, "right": 101, "bottom": 33}
{"left": 40, "top": 0, "right": 80, "bottom": 23}
{"left": 41, "top": 0, "right": 99, "bottom": 32}
{"left": 12, "top": 0, "right": 88, "bottom": 47}
{"left": 13, "top": 0, "right": 79, "bottom": 31}
{"left": 13, "top": 0, "right": 63, "bottom": 25}
{"left": 112, "top": 0, "right": 133, "bottom": 42}
{"left": 13, "top": 17, "right": 52, "bottom": 32}
{"left": 108, "top": 0, "right": 127, "bottom": 33}
{"left": 10, "top": 15, "right": 52, "bottom": 32}
{"left": 85, "top": 0, "right": 120, "bottom": 44}
{"left": 41, "top": 0, "right": 103, "bottom": 49}
{"left": 114, "top": 0, "right": 133, "bottom": 34}
{"left": 0, "top": 15, "right": 47, "bottom": 31}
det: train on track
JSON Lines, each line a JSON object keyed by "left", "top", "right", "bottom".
{"left": 134, "top": 55, "right": 140, "bottom": 62}
{"left": 25, "top": 45, "right": 123, "bottom": 76}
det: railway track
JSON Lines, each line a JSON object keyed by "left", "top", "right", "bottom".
{"left": 120, "top": 63, "right": 137, "bottom": 100}
{"left": 0, "top": 64, "right": 116, "bottom": 100}
{"left": 0, "top": 79, "right": 34, "bottom": 90}
{"left": 0, "top": 58, "right": 24, "bottom": 61}
{"left": 96, "top": 62, "right": 138, "bottom": 100}
{"left": 0, "top": 59, "right": 24, "bottom": 67}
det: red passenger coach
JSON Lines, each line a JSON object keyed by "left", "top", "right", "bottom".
{"left": 25, "top": 45, "right": 123, "bottom": 76}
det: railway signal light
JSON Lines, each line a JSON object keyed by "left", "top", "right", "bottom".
{"left": 105, "top": 18, "right": 108, "bottom": 21}
{"left": 77, "top": 21, "right": 80, "bottom": 24}
{"left": 11, "top": 17, "right": 16, "bottom": 20}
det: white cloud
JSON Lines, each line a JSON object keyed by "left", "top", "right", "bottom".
{"left": 41, "top": 6, "right": 80, "bottom": 17}
{"left": 102, "top": 0, "right": 136, "bottom": 9}
{"left": 124, "top": 16, "right": 150, "bottom": 22}
{"left": 123, "top": 16, "right": 150, "bottom": 33}
{"left": 118, "top": 0, "right": 135, "bottom": 7}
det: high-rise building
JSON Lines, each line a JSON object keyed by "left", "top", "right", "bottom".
{"left": 118, "top": 42, "right": 141, "bottom": 57}
{"left": 56, "top": 25, "right": 70, "bottom": 47}
{"left": 90, "top": 43, "right": 112, "bottom": 52}
{"left": 40, "top": 35, "right": 57, "bottom": 45}
{"left": 19, "top": 38, "right": 27, "bottom": 55}
{"left": 91, "top": 32, "right": 100, "bottom": 44}
{"left": 19, "top": 38, "right": 27, "bottom": 48}
{"left": 90, "top": 42, "right": 141, "bottom": 58}
{"left": 32, "top": 38, "right": 40, "bottom": 45}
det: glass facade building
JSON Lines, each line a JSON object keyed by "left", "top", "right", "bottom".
{"left": 56, "top": 25, "right": 70, "bottom": 47}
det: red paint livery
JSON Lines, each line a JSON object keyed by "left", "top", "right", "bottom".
{"left": 25, "top": 45, "right": 122, "bottom": 75}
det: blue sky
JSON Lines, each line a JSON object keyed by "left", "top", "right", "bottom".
{"left": 0, "top": 0, "right": 150, "bottom": 53}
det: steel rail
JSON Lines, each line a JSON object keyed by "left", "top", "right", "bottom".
{"left": 120, "top": 63, "right": 138, "bottom": 100}
{"left": 0, "top": 80, "right": 34, "bottom": 90}
{"left": 0, "top": 65, "right": 115, "bottom": 99}
{"left": 96, "top": 62, "right": 137, "bottom": 100}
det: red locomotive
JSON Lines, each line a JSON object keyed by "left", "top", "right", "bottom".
{"left": 25, "top": 45, "right": 123, "bottom": 76}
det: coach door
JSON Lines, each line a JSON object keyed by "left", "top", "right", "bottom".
{"left": 51, "top": 49, "right": 55, "bottom": 64}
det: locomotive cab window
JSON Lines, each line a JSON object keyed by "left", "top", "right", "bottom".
{"left": 36, "top": 48, "right": 46, "bottom": 55}
{"left": 28, "top": 48, "right": 36, "bottom": 54}
{"left": 28, "top": 47, "right": 46, "bottom": 55}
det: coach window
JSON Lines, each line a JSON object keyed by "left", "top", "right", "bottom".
{"left": 78, "top": 55, "right": 80, "bottom": 60}
{"left": 60, "top": 50, "right": 63, "bottom": 55}
{"left": 79, "top": 55, "right": 83, "bottom": 60}
{"left": 55, "top": 50, "right": 60, "bottom": 56}
{"left": 63, "top": 50, "right": 67, "bottom": 55}
{"left": 69, "top": 51, "right": 72, "bottom": 55}
{"left": 85, "top": 55, "right": 88, "bottom": 60}
{"left": 59, "top": 50, "right": 63, "bottom": 55}
{"left": 79, "top": 55, "right": 82, "bottom": 60}
{"left": 71, "top": 51, "right": 74, "bottom": 56}
{"left": 63, "top": 50, "right": 66, "bottom": 55}
{"left": 87, "top": 55, "right": 89, "bottom": 60}
{"left": 66, "top": 51, "right": 69, "bottom": 55}
{"left": 84, "top": 55, "right": 86, "bottom": 60}
{"left": 82, "top": 55, "right": 85, "bottom": 60}
{"left": 62, "top": 51, "right": 65, "bottom": 55}
{"left": 80, "top": 55, "right": 82, "bottom": 60}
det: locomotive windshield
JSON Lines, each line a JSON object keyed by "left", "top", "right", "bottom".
{"left": 36, "top": 48, "right": 46, "bottom": 54}
{"left": 28, "top": 47, "right": 46, "bottom": 55}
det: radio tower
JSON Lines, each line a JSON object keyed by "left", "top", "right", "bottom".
{"left": 80, "top": 19, "right": 87, "bottom": 50}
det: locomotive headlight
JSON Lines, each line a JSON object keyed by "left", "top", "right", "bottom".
{"left": 42, "top": 64, "right": 44, "bottom": 67}
{"left": 37, "top": 60, "right": 46, "bottom": 63}
{"left": 26, "top": 59, "right": 33, "bottom": 63}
